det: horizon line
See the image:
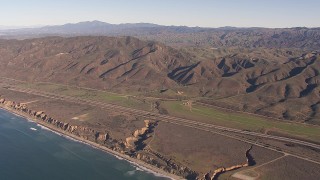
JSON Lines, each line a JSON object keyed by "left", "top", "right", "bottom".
{"left": 1, "top": 20, "right": 320, "bottom": 30}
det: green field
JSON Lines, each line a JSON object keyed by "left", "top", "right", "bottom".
{"left": 162, "top": 101, "right": 320, "bottom": 142}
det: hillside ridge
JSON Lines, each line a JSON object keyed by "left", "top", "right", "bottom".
{"left": 0, "top": 36, "right": 319, "bottom": 123}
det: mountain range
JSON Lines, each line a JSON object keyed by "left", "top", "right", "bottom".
{"left": 1, "top": 21, "right": 320, "bottom": 49}
{"left": 0, "top": 36, "right": 318, "bottom": 123}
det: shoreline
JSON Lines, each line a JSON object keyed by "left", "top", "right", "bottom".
{"left": 0, "top": 106, "right": 183, "bottom": 180}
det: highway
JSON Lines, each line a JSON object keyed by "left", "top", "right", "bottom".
{"left": 3, "top": 85, "right": 320, "bottom": 150}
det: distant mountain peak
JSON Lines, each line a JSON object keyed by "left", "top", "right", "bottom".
{"left": 62, "top": 20, "right": 112, "bottom": 27}
{"left": 59, "top": 21, "right": 160, "bottom": 28}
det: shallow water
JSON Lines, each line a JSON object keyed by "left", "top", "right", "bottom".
{"left": 0, "top": 109, "right": 168, "bottom": 180}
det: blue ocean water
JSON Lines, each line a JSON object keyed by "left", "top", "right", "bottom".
{"left": 0, "top": 109, "right": 169, "bottom": 180}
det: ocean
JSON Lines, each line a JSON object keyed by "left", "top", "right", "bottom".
{"left": 0, "top": 109, "right": 169, "bottom": 180}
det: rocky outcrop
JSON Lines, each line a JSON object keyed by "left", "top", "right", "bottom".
{"left": 125, "top": 120, "right": 157, "bottom": 151}
{"left": 0, "top": 98, "right": 5, "bottom": 104}
{"left": 203, "top": 145, "right": 255, "bottom": 180}
{"left": 143, "top": 149, "right": 198, "bottom": 179}
{"left": 95, "top": 132, "right": 109, "bottom": 142}
{"left": 4, "top": 100, "right": 14, "bottom": 107}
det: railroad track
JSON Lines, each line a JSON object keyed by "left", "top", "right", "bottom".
{"left": 5, "top": 86, "right": 320, "bottom": 150}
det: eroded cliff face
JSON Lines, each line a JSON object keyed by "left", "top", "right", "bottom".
{"left": 0, "top": 96, "right": 197, "bottom": 179}
{"left": 202, "top": 145, "right": 255, "bottom": 180}
{"left": 0, "top": 97, "right": 112, "bottom": 143}
{"left": 125, "top": 120, "right": 157, "bottom": 150}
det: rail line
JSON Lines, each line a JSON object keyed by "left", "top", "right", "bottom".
{"left": 3, "top": 85, "right": 320, "bottom": 150}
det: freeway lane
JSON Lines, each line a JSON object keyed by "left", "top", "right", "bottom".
{"left": 4, "top": 85, "right": 320, "bottom": 150}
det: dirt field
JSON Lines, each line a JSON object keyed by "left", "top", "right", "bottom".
{"left": 150, "top": 122, "right": 283, "bottom": 176}
{"left": 233, "top": 155, "right": 320, "bottom": 180}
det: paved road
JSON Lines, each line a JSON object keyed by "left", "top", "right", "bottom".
{"left": 4, "top": 85, "right": 320, "bottom": 150}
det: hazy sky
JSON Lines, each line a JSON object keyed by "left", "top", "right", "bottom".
{"left": 1, "top": 0, "right": 320, "bottom": 28}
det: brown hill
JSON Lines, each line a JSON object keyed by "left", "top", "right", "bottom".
{"left": 0, "top": 36, "right": 319, "bottom": 123}
{"left": 192, "top": 52, "right": 320, "bottom": 123}
{"left": 0, "top": 36, "right": 193, "bottom": 91}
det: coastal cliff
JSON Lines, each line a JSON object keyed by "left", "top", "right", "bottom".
{"left": 0, "top": 96, "right": 197, "bottom": 179}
